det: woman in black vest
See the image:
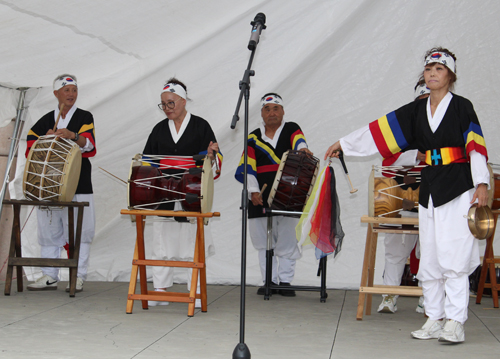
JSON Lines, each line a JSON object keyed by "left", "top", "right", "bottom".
{"left": 325, "top": 48, "right": 489, "bottom": 343}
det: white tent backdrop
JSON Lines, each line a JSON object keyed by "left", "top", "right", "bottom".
{"left": 2, "top": 0, "right": 500, "bottom": 288}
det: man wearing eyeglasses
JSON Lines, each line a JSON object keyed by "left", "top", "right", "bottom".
{"left": 235, "top": 93, "right": 313, "bottom": 297}
{"left": 142, "top": 77, "right": 222, "bottom": 307}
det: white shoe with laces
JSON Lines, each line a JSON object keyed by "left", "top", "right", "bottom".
{"left": 415, "top": 296, "right": 425, "bottom": 314}
{"left": 411, "top": 318, "right": 445, "bottom": 339}
{"left": 148, "top": 289, "right": 169, "bottom": 307}
{"left": 65, "top": 277, "right": 84, "bottom": 292}
{"left": 438, "top": 319, "right": 465, "bottom": 343}
{"left": 27, "top": 275, "right": 58, "bottom": 291}
{"left": 377, "top": 294, "right": 397, "bottom": 313}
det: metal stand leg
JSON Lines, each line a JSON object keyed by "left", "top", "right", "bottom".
{"left": 318, "top": 256, "right": 328, "bottom": 302}
{"left": 264, "top": 214, "right": 274, "bottom": 300}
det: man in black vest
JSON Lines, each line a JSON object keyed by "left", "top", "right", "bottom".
{"left": 235, "top": 93, "right": 312, "bottom": 296}
{"left": 26, "top": 74, "right": 97, "bottom": 293}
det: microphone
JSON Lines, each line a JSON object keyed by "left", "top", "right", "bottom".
{"left": 248, "top": 13, "right": 266, "bottom": 51}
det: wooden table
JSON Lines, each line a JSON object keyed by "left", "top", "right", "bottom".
{"left": 3, "top": 199, "right": 89, "bottom": 297}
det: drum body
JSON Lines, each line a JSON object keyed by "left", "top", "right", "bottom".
{"left": 368, "top": 169, "right": 419, "bottom": 217}
{"left": 268, "top": 150, "right": 320, "bottom": 212}
{"left": 23, "top": 135, "right": 82, "bottom": 202}
{"left": 127, "top": 154, "right": 214, "bottom": 213}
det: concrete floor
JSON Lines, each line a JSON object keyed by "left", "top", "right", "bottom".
{"left": 0, "top": 281, "right": 499, "bottom": 359}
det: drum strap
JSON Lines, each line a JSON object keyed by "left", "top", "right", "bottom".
{"left": 159, "top": 157, "right": 196, "bottom": 169}
{"left": 425, "top": 146, "right": 467, "bottom": 166}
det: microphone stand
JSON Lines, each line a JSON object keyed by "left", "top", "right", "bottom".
{"left": 230, "top": 33, "right": 258, "bottom": 359}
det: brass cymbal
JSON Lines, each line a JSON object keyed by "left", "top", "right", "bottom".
{"left": 467, "top": 204, "right": 495, "bottom": 240}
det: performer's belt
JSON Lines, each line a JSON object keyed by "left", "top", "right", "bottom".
{"left": 425, "top": 147, "right": 467, "bottom": 166}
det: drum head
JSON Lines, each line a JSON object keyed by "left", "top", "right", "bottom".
{"left": 59, "top": 143, "right": 82, "bottom": 202}
{"left": 23, "top": 136, "right": 81, "bottom": 202}
{"left": 127, "top": 154, "right": 143, "bottom": 208}
{"left": 200, "top": 156, "right": 214, "bottom": 214}
{"left": 23, "top": 139, "right": 38, "bottom": 199}
{"left": 268, "top": 150, "right": 290, "bottom": 207}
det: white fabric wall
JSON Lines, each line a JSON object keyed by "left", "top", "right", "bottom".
{"left": 2, "top": 0, "right": 500, "bottom": 288}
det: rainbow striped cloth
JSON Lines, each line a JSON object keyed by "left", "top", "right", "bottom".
{"left": 425, "top": 147, "right": 467, "bottom": 166}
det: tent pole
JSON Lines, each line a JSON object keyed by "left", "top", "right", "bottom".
{"left": 0, "top": 87, "right": 29, "bottom": 220}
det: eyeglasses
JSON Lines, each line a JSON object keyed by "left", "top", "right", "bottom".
{"left": 158, "top": 98, "right": 181, "bottom": 110}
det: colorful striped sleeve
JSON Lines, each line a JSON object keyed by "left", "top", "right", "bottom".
{"left": 235, "top": 145, "right": 257, "bottom": 183}
{"left": 291, "top": 129, "right": 306, "bottom": 150}
{"left": 78, "top": 121, "right": 96, "bottom": 158}
{"left": 198, "top": 148, "right": 223, "bottom": 180}
{"left": 463, "top": 122, "right": 488, "bottom": 160}
{"left": 369, "top": 111, "right": 409, "bottom": 159}
{"left": 25, "top": 129, "right": 40, "bottom": 158}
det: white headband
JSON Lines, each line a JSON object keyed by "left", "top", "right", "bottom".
{"left": 414, "top": 83, "right": 430, "bottom": 100}
{"left": 424, "top": 52, "right": 456, "bottom": 73}
{"left": 261, "top": 94, "right": 284, "bottom": 108}
{"left": 161, "top": 83, "right": 187, "bottom": 99}
{"left": 53, "top": 76, "right": 77, "bottom": 91}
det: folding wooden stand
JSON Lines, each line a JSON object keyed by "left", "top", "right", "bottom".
{"left": 120, "top": 209, "right": 220, "bottom": 317}
{"left": 475, "top": 209, "right": 500, "bottom": 308}
{"left": 356, "top": 215, "right": 422, "bottom": 320}
{"left": 2, "top": 199, "right": 88, "bottom": 297}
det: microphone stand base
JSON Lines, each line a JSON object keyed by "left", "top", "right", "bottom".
{"left": 233, "top": 343, "right": 251, "bottom": 359}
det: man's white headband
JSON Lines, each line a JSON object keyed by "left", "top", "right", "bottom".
{"left": 161, "top": 83, "right": 186, "bottom": 99}
{"left": 414, "top": 83, "right": 430, "bottom": 100}
{"left": 424, "top": 52, "right": 456, "bottom": 74}
{"left": 53, "top": 76, "right": 77, "bottom": 91}
{"left": 261, "top": 94, "right": 284, "bottom": 108}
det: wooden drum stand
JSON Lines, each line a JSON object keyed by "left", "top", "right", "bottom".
{"left": 120, "top": 208, "right": 220, "bottom": 317}
{"left": 475, "top": 209, "right": 500, "bottom": 307}
{"left": 3, "top": 199, "right": 88, "bottom": 297}
{"left": 356, "top": 215, "right": 422, "bottom": 320}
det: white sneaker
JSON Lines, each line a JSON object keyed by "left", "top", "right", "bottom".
{"left": 415, "top": 296, "right": 425, "bottom": 314}
{"left": 65, "top": 277, "right": 84, "bottom": 293}
{"left": 438, "top": 319, "right": 465, "bottom": 343}
{"left": 411, "top": 318, "right": 445, "bottom": 339}
{"left": 377, "top": 295, "right": 397, "bottom": 313}
{"left": 148, "top": 289, "right": 169, "bottom": 307}
{"left": 27, "top": 275, "right": 58, "bottom": 291}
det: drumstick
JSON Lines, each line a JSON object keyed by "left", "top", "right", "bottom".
{"left": 210, "top": 145, "right": 221, "bottom": 175}
{"left": 259, "top": 183, "right": 268, "bottom": 197}
{"left": 337, "top": 150, "right": 358, "bottom": 194}
{"left": 98, "top": 166, "right": 127, "bottom": 184}
{"left": 213, "top": 153, "right": 221, "bottom": 175}
{"left": 52, "top": 103, "right": 65, "bottom": 132}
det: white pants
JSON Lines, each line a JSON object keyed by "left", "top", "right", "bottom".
{"left": 151, "top": 205, "right": 215, "bottom": 289}
{"left": 417, "top": 191, "right": 480, "bottom": 324}
{"left": 36, "top": 194, "right": 95, "bottom": 280}
{"left": 383, "top": 233, "right": 418, "bottom": 286}
{"left": 249, "top": 216, "right": 302, "bottom": 284}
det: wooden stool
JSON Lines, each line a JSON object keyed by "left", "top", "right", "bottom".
{"left": 476, "top": 210, "right": 500, "bottom": 308}
{"left": 356, "top": 215, "right": 422, "bottom": 320}
{"left": 120, "top": 209, "right": 220, "bottom": 317}
{"left": 2, "top": 199, "right": 88, "bottom": 297}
